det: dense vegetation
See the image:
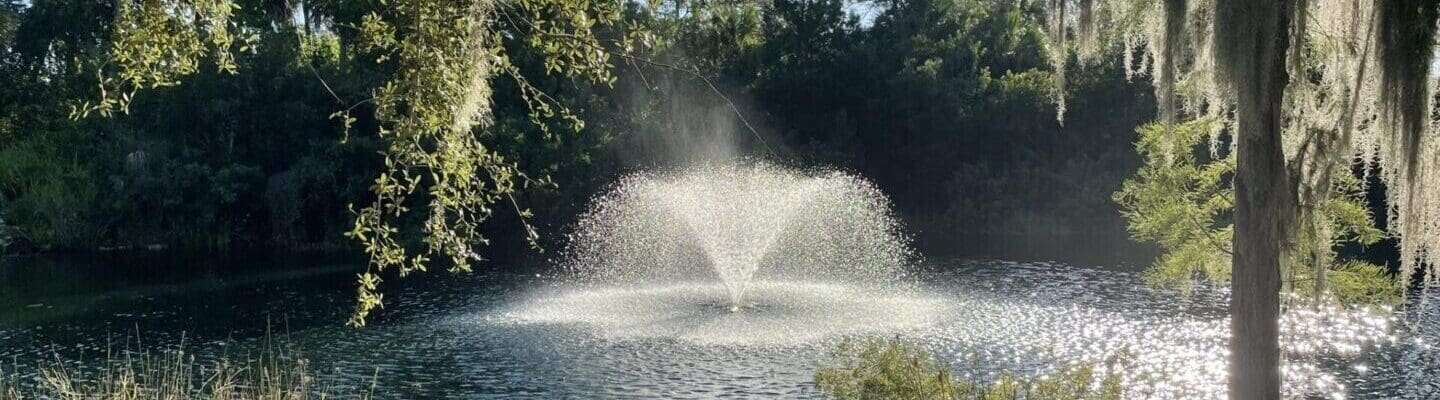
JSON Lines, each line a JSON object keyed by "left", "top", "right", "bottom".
{"left": 1115, "top": 119, "right": 1401, "bottom": 305}
{"left": 0, "top": 334, "right": 374, "bottom": 399}
{"left": 0, "top": 0, "right": 1151, "bottom": 258}
{"left": 814, "top": 338, "right": 1126, "bottom": 399}
{"left": 1, "top": 0, "right": 1433, "bottom": 398}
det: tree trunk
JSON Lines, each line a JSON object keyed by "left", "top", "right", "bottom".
{"left": 1226, "top": 1, "right": 1291, "bottom": 399}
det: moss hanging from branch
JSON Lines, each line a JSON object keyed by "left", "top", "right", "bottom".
{"left": 1073, "top": 0, "right": 1439, "bottom": 300}
{"left": 1376, "top": 0, "right": 1437, "bottom": 173}
{"left": 1047, "top": 0, "right": 1069, "bottom": 124}
{"left": 1373, "top": 0, "right": 1440, "bottom": 284}
{"left": 1052, "top": 0, "right": 1210, "bottom": 141}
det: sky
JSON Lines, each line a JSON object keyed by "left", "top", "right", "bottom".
{"left": 844, "top": 0, "right": 883, "bottom": 27}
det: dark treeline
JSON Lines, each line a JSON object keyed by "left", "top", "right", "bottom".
{"left": 0, "top": 0, "right": 1153, "bottom": 259}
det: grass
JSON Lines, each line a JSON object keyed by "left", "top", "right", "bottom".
{"left": 0, "top": 334, "right": 375, "bottom": 400}
{"left": 4, "top": 332, "right": 1133, "bottom": 399}
{"left": 815, "top": 338, "right": 1127, "bottom": 400}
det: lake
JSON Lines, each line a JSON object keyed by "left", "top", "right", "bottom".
{"left": 1, "top": 253, "right": 1437, "bottom": 398}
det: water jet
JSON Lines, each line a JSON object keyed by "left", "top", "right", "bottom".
{"left": 506, "top": 162, "right": 937, "bottom": 344}
{"left": 563, "top": 162, "right": 914, "bottom": 298}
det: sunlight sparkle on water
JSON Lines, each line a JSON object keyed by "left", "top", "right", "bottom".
{"left": 477, "top": 163, "right": 1437, "bottom": 398}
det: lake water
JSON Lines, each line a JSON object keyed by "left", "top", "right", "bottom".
{"left": 1, "top": 254, "right": 1436, "bottom": 398}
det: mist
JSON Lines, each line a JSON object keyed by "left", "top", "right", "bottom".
{"left": 610, "top": 62, "right": 776, "bottom": 167}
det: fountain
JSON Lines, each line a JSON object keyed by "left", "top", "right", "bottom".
{"left": 497, "top": 162, "right": 943, "bottom": 344}
{"left": 566, "top": 163, "right": 913, "bottom": 304}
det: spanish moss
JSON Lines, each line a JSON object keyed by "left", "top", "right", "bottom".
{"left": 1373, "top": 0, "right": 1439, "bottom": 283}
{"left": 1375, "top": 0, "right": 1437, "bottom": 174}
{"left": 1048, "top": 0, "right": 1070, "bottom": 123}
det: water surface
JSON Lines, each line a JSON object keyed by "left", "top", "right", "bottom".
{"left": 1, "top": 256, "right": 1436, "bottom": 399}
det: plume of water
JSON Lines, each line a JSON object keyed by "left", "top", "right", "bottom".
{"left": 504, "top": 161, "right": 938, "bottom": 344}
{"left": 560, "top": 162, "right": 915, "bottom": 308}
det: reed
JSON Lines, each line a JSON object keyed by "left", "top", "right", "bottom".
{"left": 0, "top": 334, "right": 374, "bottom": 400}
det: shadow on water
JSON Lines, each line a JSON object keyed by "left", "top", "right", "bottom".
{"left": 917, "top": 232, "right": 1161, "bottom": 270}
{"left": 0, "top": 250, "right": 357, "bottom": 327}
{"left": 0, "top": 249, "right": 381, "bottom": 358}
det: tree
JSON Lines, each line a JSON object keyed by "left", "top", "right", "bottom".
{"left": 1049, "top": 0, "right": 1439, "bottom": 398}
{"left": 1214, "top": 2, "right": 1291, "bottom": 397}
{"left": 68, "top": 0, "right": 639, "bottom": 325}
{"left": 1115, "top": 120, "right": 1397, "bottom": 304}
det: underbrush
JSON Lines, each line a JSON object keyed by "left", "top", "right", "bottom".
{"left": 815, "top": 338, "right": 1127, "bottom": 400}
{"left": 0, "top": 335, "right": 374, "bottom": 400}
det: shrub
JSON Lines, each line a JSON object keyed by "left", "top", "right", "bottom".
{"left": 815, "top": 338, "right": 1125, "bottom": 400}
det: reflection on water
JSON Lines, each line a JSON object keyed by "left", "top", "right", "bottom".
{"left": 1, "top": 258, "right": 1437, "bottom": 398}
{"left": 914, "top": 261, "right": 1432, "bottom": 399}
{"left": 490, "top": 281, "right": 947, "bottom": 345}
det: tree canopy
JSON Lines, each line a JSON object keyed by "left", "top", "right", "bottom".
{"left": 1048, "top": 0, "right": 1438, "bottom": 288}
{"left": 0, "top": 0, "right": 1154, "bottom": 324}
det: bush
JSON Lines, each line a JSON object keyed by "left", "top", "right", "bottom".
{"left": 815, "top": 338, "right": 1125, "bottom": 400}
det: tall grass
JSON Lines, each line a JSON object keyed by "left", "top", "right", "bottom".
{"left": 815, "top": 338, "right": 1127, "bottom": 400}
{"left": 0, "top": 361, "right": 21, "bottom": 400}
{"left": 0, "top": 334, "right": 374, "bottom": 400}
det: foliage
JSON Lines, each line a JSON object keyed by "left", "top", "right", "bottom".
{"left": 1325, "top": 261, "right": 1404, "bottom": 306}
{"left": 14, "top": 0, "right": 636, "bottom": 324}
{"left": 341, "top": 0, "right": 636, "bottom": 326}
{"left": 748, "top": 0, "right": 1151, "bottom": 241}
{"left": 814, "top": 338, "right": 1125, "bottom": 400}
{"left": 74, "top": 0, "right": 249, "bottom": 118}
{"left": 0, "top": 337, "right": 374, "bottom": 400}
{"left": 815, "top": 338, "right": 960, "bottom": 399}
{"left": 0, "top": 130, "right": 105, "bottom": 249}
{"left": 1, "top": 0, "right": 1151, "bottom": 318}
{"left": 1053, "top": 0, "right": 1440, "bottom": 288}
{"left": 1115, "top": 119, "right": 1398, "bottom": 304}
{"left": 1, "top": 5, "right": 378, "bottom": 251}
{"left": 1114, "top": 119, "right": 1235, "bottom": 288}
